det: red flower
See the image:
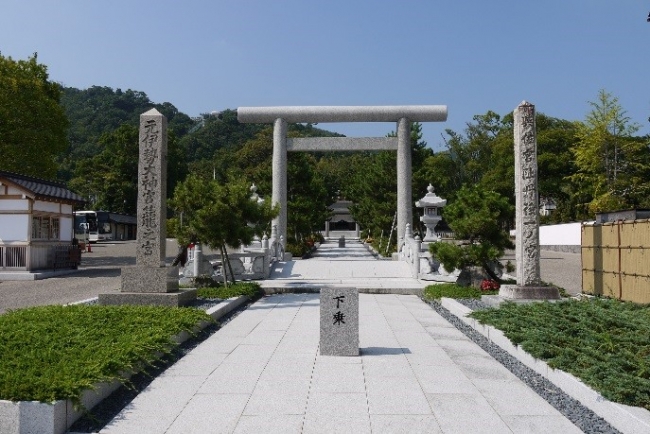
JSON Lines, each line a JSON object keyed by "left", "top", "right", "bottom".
{"left": 480, "top": 279, "right": 500, "bottom": 291}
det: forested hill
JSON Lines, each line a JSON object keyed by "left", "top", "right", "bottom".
{"left": 61, "top": 87, "right": 193, "bottom": 160}
{"left": 56, "top": 85, "right": 348, "bottom": 216}
{"left": 57, "top": 85, "right": 343, "bottom": 182}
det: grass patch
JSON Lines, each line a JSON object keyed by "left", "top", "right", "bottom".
{"left": 0, "top": 304, "right": 212, "bottom": 408}
{"left": 424, "top": 283, "right": 498, "bottom": 299}
{"left": 196, "top": 281, "right": 263, "bottom": 299}
{"left": 470, "top": 298, "right": 650, "bottom": 410}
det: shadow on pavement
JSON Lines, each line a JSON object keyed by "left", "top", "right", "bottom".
{"left": 74, "top": 268, "right": 122, "bottom": 278}
{"left": 80, "top": 256, "right": 136, "bottom": 267}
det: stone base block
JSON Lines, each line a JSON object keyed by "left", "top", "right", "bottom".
{"left": 499, "top": 284, "right": 560, "bottom": 300}
{"left": 320, "top": 288, "right": 359, "bottom": 356}
{"left": 121, "top": 266, "right": 179, "bottom": 293}
{"left": 0, "top": 399, "right": 67, "bottom": 434}
{"left": 98, "top": 289, "right": 197, "bottom": 307}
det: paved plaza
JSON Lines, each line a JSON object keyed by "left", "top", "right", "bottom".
{"left": 100, "top": 292, "right": 582, "bottom": 434}
{"left": 1, "top": 236, "right": 610, "bottom": 433}
{"left": 262, "top": 237, "right": 425, "bottom": 292}
{"left": 92, "top": 238, "right": 591, "bottom": 434}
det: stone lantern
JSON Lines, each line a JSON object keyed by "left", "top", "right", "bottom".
{"left": 415, "top": 184, "right": 446, "bottom": 242}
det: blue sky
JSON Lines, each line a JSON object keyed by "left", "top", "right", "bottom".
{"left": 2, "top": 1, "right": 649, "bottom": 151}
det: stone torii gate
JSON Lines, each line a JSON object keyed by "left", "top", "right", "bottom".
{"left": 237, "top": 105, "right": 447, "bottom": 248}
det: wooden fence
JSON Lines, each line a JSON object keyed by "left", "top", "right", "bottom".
{"left": 582, "top": 219, "right": 650, "bottom": 303}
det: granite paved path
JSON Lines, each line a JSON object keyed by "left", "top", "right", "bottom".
{"left": 100, "top": 293, "right": 582, "bottom": 434}
{"left": 261, "top": 237, "right": 426, "bottom": 292}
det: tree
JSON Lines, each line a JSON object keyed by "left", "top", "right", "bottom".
{"left": 58, "top": 86, "right": 194, "bottom": 182}
{"left": 0, "top": 53, "right": 68, "bottom": 179}
{"left": 570, "top": 90, "right": 649, "bottom": 214}
{"left": 69, "top": 123, "right": 187, "bottom": 214}
{"left": 69, "top": 124, "right": 139, "bottom": 213}
{"left": 348, "top": 151, "right": 397, "bottom": 238}
{"left": 178, "top": 109, "right": 266, "bottom": 162}
{"left": 420, "top": 111, "right": 508, "bottom": 203}
{"left": 421, "top": 110, "right": 586, "bottom": 225}
{"left": 169, "top": 174, "right": 278, "bottom": 285}
{"left": 429, "top": 185, "right": 513, "bottom": 281}
{"left": 286, "top": 152, "right": 331, "bottom": 241}
{"left": 229, "top": 128, "right": 332, "bottom": 242}
{"left": 348, "top": 122, "right": 431, "bottom": 245}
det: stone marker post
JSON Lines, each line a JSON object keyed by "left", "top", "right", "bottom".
{"left": 100, "top": 109, "right": 195, "bottom": 306}
{"left": 500, "top": 101, "right": 559, "bottom": 300}
{"left": 320, "top": 288, "right": 359, "bottom": 356}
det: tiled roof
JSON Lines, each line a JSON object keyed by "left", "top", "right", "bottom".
{"left": 0, "top": 170, "right": 85, "bottom": 204}
{"left": 108, "top": 213, "right": 137, "bottom": 225}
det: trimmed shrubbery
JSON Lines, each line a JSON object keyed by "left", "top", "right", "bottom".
{"left": 196, "top": 281, "right": 263, "bottom": 299}
{"left": 470, "top": 298, "right": 650, "bottom": 410}
{"left": 0, "top": 305, "right": 211, "bottom": 407}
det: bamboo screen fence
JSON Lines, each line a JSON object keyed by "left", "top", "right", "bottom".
{"left": 582, "top": 219, "right": 650, "bottom": 304}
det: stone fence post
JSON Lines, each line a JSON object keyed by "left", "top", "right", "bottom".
{"left": 193, "top": 243, "right": 202, "bottom": 278}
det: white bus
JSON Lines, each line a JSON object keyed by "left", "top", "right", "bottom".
{"left": 74, "top": 211, "right": 113, "bottom": 243}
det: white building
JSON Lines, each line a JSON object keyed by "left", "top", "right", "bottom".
{"left": 0, "top": 170, "right": 85, "bottom": 272}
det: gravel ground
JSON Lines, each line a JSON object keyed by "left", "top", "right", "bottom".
{"left": 426, "top": 299, "right": 620, "bottom": 434}
{"left": 454, "top": 297, "right": 491, "bottom": 311}
{"left": 502, "top": 248, "right": 583, "bottom": 295}
{"left": 0, "top": 240, "right": 225, "bottom": 314}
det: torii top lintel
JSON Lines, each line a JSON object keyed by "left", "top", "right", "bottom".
{"left": 237, "top": 105, "right": 448, "bottom": 124}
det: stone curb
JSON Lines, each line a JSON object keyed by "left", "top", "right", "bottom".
{"left": 0, "top": 296, "right": 248, "bottom": 434}
{"left": 440, "top": 298, "right": 650, "bottom": 434}
{"left": 206, "top": 295, "right": 249, "bottom": 321}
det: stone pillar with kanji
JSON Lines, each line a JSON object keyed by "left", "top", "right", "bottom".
{"left": 499, "top": 101, "right": 559, "bottom": 300}
{"left": 100, "top": 109, "right": 195, "bottom": 306}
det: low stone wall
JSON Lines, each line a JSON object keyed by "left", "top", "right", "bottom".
{"left": 540, "top": 245, "right": 581, "bottom": 253}
{"left": 183, "top": 249, "right": 271, "bottom": 281}
{"left": 538, "top": 222, "right": 586, "bottom": 253}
